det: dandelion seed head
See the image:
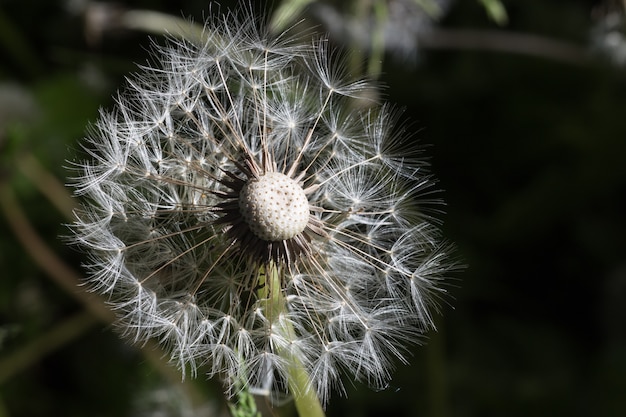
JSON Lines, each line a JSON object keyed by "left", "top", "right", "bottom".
{"left": 239, "top": 172, "right": 310, "bottom": 242}
{"left": 68, "top": 5, "right": 456, "bottom": 405}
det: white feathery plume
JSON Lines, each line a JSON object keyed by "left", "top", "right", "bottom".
{"left": 68, "top": 7, "right": 455, "bottom": 406}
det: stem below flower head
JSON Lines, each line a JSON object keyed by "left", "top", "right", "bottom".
{"left": 286, "top": 363, "right": 326, "bottom": 417}
{"left": 258, "top": 264, "right": 326, "bottom": 417}
{"left": 229, "top": 387, "right": 261, "bottom": 417}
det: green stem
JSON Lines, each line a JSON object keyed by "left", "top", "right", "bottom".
{"left": 228, "top": 386, "right": 261, "bottom": 417}
{"left": 367, "top": 0, "right": 387, "bottom": 79}
{"left": 287, "top": 365, "right": 326, "bottom": 417}
{"left": 259, "top": 265, "right": 326, "bottom": 417}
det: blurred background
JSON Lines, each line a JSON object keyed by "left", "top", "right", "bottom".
{"left": 1, "top": 0, "right": 625, "bottom": 416}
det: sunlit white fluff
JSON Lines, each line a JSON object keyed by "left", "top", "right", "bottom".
{"left": 69, "top": 8, "right": 454, "bottom": 404}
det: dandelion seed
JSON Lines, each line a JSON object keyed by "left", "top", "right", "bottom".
{"left": 69, "top": 7, "right": 455, "bottom": 406}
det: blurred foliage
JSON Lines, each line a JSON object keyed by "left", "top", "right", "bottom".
{"left": 1, "top": 0, "right": 625, "bottom": 417}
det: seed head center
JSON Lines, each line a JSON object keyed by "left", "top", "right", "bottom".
{"left": 238, "top": 172, "right": 309, "bottom": 242}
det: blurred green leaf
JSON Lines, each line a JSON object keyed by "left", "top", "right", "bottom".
{"left": 478, "top": 0, "right": 508, "bottom": 25}
{"left": 269, "top": 0, "right": 316, "bottom": 33}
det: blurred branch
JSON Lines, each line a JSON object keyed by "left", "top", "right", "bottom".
{"left": 16, "top": 153, "right": 76, "bottom": 221}
{"left": 0, "top": 182, "right": 115, "bottom": 323}
{"left": 0, "top": 312, "right": 97, "bottom": 383}
{"left": 0, "top": 178, "right": 212, "bottom": 409}
{"left": 421, "top": 28, "right": 589, "bottom": 66}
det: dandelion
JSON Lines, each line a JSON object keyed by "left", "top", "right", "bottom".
{"left": 69, "top": 7, "right": 454, "bottom": 408}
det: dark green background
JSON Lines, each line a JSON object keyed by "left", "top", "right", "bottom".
{"left": 1, "top": 1, "right": 624, "bottom": 416}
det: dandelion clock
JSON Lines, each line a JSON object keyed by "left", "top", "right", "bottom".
{"left": 68, "top": 6, "right": 456, "bottom": 416}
